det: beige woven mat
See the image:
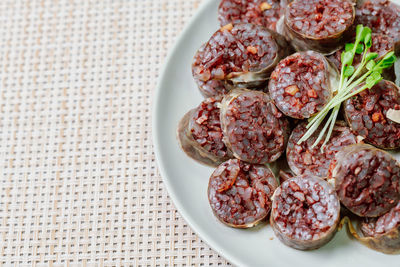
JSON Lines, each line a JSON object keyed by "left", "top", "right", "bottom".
{"left": 0, "top": 0, "right": 230, "bottom": 266}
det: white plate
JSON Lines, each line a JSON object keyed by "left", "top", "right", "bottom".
{"left": 153, "top": 1, "right": 400, "bottom": 266}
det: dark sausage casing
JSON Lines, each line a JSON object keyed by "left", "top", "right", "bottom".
{"left": 177, "top": 96, "right": 232, "bottom": 167}
{"left": 208, "top": 159, "right": 279, "bottom": 228}
{"left": 283, "top": 0, "right": 355, "bottom": 55}
{"left": 270, "top": 175, "right": 340, "bottom": 250}
{"left": 192, "top": 23, "right": 291, "bottom": 98}
{"left": 332, "top": 144, "right": 400, "bottom": 217}
{"left": 220, "top": 89, "right": 290, "bottom": 164}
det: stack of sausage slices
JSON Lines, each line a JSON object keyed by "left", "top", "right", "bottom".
{"left": 177, "top": 0, "right": 400, "bottom": 253}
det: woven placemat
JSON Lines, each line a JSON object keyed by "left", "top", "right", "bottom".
{"left": 0, "top": 0, "right": 229, "bottom": 265}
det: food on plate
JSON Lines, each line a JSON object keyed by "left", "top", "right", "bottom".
{"left": 268, "top": 51, "right": 339, "bottom": 119}
{"left": 208, "top": 159, "right": 279, "bottom": 228}
{"left": 283, "top": 0, "right": 355, "bottom": 54}
{"left": 177, "top": 96, "right": 232, "bottom": 166}
{"left": 331, "top": 144, "right": 400, "bottom": 217}
{"left": 218, "top": 0, "right": 284, "bottom": 32}
{"left": 220, "top": 89, "right": 290, "bottom": 164}
{"left": 270, "top": 175, "right": 340, "bottom": 250}
{"left": 286, "top": 121, "right": 357, "bottom": 179}
{"left": 175, "top": 0, "right": 400, "bottom": 254}
{"left": 192, "top": 23, "right": 291, "bottom": 97}
{"left": 344, "top": 80, "right": 400, "bottom": 149}
{"left": 356, "top": 0, "right": 400, "bottom": 53}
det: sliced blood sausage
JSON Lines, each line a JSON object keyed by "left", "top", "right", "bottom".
{"left": 359, "top": 201, "right": 400, "bottom": 254}
{"left": 177, "top": 96, "right": 232, "bottom": 166}
{"left": 344, "top": 80, "right": 400, "bottom": 149}
{"left": 270, "top": 175, "right": 340, "bottom": 250}
{"left": 331, "top": 144, "right": 400, "bottom": 217}
{"left": 208, "top": 159, "right": 279, "bottom": 228}
{"left": 287, "top": 121, "right": 357, "bottom": 179}
{"left": 328, "top": 34, "right": 396, "bottom": 81}
{"left": 269, "top": 51, "right": 339, "bottom": 119}
{"left": 356, "top": 0, "right": 400, "bottom": 54}
{"left": 192, "top": 45, "right": 231, "bottom": 98}
{"left": 220, "top": 89, "right": 290, "bottom": 164}
{"left": 283, "top": 0, "right": 355, "bottom": 54}
{"left": 218, "top": 0, "right": 284, "bottom": 32}
{"left": 192, "top": 23, "right": 291, "bottom": 97}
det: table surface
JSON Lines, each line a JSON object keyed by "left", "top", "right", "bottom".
{"left": 0, "top": 0, "right": 229, "bottom": 266}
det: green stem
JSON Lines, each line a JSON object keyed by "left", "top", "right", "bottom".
{"left": 298, "top": 110, "right": 329, "bottom": 144}
{"left": 338, "top": 64, "right": 346, "bottom": 93}
{"left": 345, "top": 47, "right": 369, "bottom": 86}
{"left": 331, "top": 84, "right": 370, "bottom": 105}
{"left": 306, "top": 90, "right": 345, "bottom": 128}
{"left": 344, "top": 58, "right": 385, "bottom": 93}
{"left": 336, "top": 69, "right": 372, "bottom": 100}
{"left": 307, "top": 67, "right": 371, "bottom": 131}
{"left": 311, "top": 109, "right": 335, "bottom": 148}
{"left": 320, "top": 105, "right": 340, "bottom": 150}
{"left": 306, "top": 99, "right": 335, "bottom": 129}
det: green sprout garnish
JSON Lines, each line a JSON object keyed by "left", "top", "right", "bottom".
{"left": 297, "top": 25, "right": 397, "bottom": 150}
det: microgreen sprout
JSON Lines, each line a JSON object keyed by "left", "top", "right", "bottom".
{"left": 298, "top": 25, "right": 397, "bottom": 150}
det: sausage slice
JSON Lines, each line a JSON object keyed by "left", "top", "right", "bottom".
{"left": 331, "top": 144, "right": 400, "bottom": 217}
{"left": 208, "top": 159, "right": 279, "bottom": 228}
{"left": 269, "top": 51, "right": 339, "bottom": 119}
{"left": 283, "top": 0, "right": 355, "bottom": 54}
{"left": 220, "top": 89, "right": 290, "bottom": 164}
{"left": 177, "top": 96, "right": 232, "bottom": 166}
{"left": 344, "top": 80, "right": 400, "bottom": 150}
{"left": 192, "top": 23, "right": 291, "bottom": 97}
{"left": 270, "top": 175, "right": 340, "bottom": 250}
